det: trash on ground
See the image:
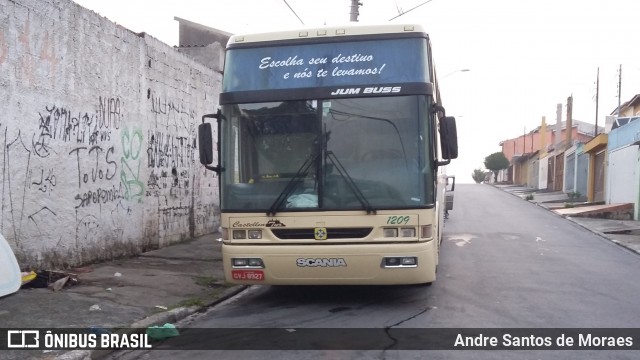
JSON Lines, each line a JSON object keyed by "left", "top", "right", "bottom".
{"left": 146, "top": 323, "right": 180, "bottom": 340}
{"left": 155, "top": 305, "right": 168, "bottom": 310}
{"left": 114, "top": 272, "right": 123, "bottom": 277}
{"left": 21, "top": 271, "right": 37, "bottom": 285}
{"left": 49, "top": 276, "right": 69, "bottom": 292}
{"left": 21, "top": 270, "right": 78, "bottom": 290}
{"left": 89, "top": 304, "right": 101, "bottom": 311}
{"left": 106, "top": 288, "right": 112, "bottom": 292}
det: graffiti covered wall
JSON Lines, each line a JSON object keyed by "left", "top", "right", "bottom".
{"left": 0, "top": 0, "right": 221, "bottom": 269}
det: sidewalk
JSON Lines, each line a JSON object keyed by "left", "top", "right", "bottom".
{"left": 1, "top": 233, "right": 246, "bottom": 360}
{"left": 495, "top": 184, "right": 640, "bottom": 254}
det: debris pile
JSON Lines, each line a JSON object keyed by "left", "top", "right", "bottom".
{"left": 21, "top": 270, "right": 80, "bottom": 291}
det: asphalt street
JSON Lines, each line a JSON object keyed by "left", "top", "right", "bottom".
{"left": 110, "top": 184, "right": 640, "bottom": 360}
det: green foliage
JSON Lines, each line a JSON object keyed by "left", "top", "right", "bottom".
{"left": 484, "top": 152, "right": 509, "bottom": 181}
{"left": 525, "top": 194, "right": 534, "bottom": 201}
{"left": 567, "top": 191, "right": 581, "bottom": 200}
{"left": 564, "top": 202, "right": 575, "bottom": 208}
{"left": 472, "top": 168, "right": 485, "bottom": 183}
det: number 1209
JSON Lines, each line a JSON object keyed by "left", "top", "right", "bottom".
{"left": 387, "top": 215, "right": 410, "bottom": 225}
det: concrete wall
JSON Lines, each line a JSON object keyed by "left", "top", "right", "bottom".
{"left": 0, "top": 0, "right": 221, "bottom": 269}
{"left": 177, "top": 42, "right": 226, "bottom": 73}
{"left": 528, "top": 158, "right": 539, "bottom": 189}
{"left": 538, "top": 156, "right": 548, "bottom": 190}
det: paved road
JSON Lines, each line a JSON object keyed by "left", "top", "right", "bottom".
{"left": 113, "top": 184, "right": 640, "bottom": 360}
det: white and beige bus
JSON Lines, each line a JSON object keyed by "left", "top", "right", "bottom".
{"left": 199, "top": 23, "right": 458, "bottom": 285}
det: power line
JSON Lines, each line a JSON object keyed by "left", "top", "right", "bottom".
{"left": 283, "top": 0, "right": 305, "bottom": 25}
{"left": 388, "top": 0, "right": 435, "bottom": 21}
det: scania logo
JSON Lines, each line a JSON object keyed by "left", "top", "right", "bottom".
{"left": 296, "top": 258, "right": 347, "bottom": 267}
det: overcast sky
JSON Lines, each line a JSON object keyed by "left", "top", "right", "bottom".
{"left": 72, "top": 0, "right": 640, "bottom": 182}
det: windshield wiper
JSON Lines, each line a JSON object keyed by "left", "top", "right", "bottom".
{"left": 266, "top": 126, "right": 376, "bottom": 215}
{"left": 266, "top": 152, "right": 320, "bottom": 216}
{"left": 325, "top": 151, "right": 377, "bottom": 215}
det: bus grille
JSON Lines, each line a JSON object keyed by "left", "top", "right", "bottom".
{"left": 271, "top": 228, "right": 373, "bottom": 240}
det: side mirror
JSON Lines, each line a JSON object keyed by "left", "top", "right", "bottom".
{"left": 198, "top": 122, "right": 213, "bottom": 165}
{"left": 199, "top": 111, "right": 224, "bottom": 173}
{"left": 440, "top": 116, "right": 458, "bottom": 160}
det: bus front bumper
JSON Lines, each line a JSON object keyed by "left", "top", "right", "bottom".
{"left": 222, "top": 242, "right": 436, "bottom": 285}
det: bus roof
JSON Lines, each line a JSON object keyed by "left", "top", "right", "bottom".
{"left": 228, "top": 24, "right": 427, "bottom": 46}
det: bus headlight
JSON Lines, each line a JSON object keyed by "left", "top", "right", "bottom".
{"left": 232, "top": 230, "right": 246, "bottom": 239}
{"left": 232, "top": 258, "right": 264, "bottom": 268}
{"left": 381, "top": 256, "right": 418, "bottom": 268}
{"left": 401, "top": 257, "right": 417, "bottom": 266}
{"left": 399, "top": 227, "right": 416, "bottom": 237}
{"left": 248, "top": 230, "right": 262, "bottom": 239}
{"left": 383, "top": 228, "right": 398, "bottom": 237}
{"left": 248, "top": 258, "right": 264, "bottom": 267}
{"left": 232, "top": 258, "right": 248, "bottom": 266}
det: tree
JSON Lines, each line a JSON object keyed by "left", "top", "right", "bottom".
{"left": 471, "top": 168, "right": 485, "bottom": 183}
{"left": 484, "top": 152, "right": 509, "bottom": 182}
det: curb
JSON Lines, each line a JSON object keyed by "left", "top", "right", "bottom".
{"left": 53, "top": 285, "right": 248, "bottom": 360}
{"left": 493, "top": 185, "right": 640, "bottom": 256}
{"left": 564, "top": 216, "right": 640, "bottom": 256}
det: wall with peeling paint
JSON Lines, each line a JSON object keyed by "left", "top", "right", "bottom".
{"left": 0, "top": 0, "right": 221, "bottom": 269}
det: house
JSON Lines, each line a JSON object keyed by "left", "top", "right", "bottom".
{"left": 499, "top": 119, "right": 599, "bottom": 188}
{"left": 613, "top": 94, "right": 640, "bottom": 118}
{"left": 173, "top": 17, "right": 231, "bottom": 73}
{"left": 605, "top": 95, "right": 640, "bottom": 219}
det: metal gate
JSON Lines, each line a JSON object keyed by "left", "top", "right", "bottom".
{"left": 565, "top": 152, "right": 575, "bottom": 192}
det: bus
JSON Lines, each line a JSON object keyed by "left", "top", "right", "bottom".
{"left": 199, "top": 23, "right": 458, "bottom": 285}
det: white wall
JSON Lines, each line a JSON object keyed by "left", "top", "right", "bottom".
{"left": 538, "top": 157, "right": 548, "bottom": 190}
{"left": 0, "top": 0, "right": 221, "bottom": 269}
{"left": 607, "top": 146, "right": 639, "bottom": 208}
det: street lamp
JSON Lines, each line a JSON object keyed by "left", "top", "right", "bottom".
{"left": 441, "top": 69, "right": 470, "bottom": 80}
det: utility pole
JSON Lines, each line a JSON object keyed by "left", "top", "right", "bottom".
{"left": 555, "top": 103, "right": 562, "bottom": 149}
{"left": 350, "top": 0, "right": 362, "bottom": 22}
{"left": 566, "top": 95, "right": 573, "bottom": 150}
{"left": 617, "top": 64, "right": 622, "bottom": 116}
{"left": 595, "top": 67, "right": 599, "bottom": 136}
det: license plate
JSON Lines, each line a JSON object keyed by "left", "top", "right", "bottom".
{"left": 231, "top": 270, "right": 264, "bottom": 281}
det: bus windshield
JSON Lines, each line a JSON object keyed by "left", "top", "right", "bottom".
{"left": 220, "top": 95, "right": 433, "bottom": 212}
